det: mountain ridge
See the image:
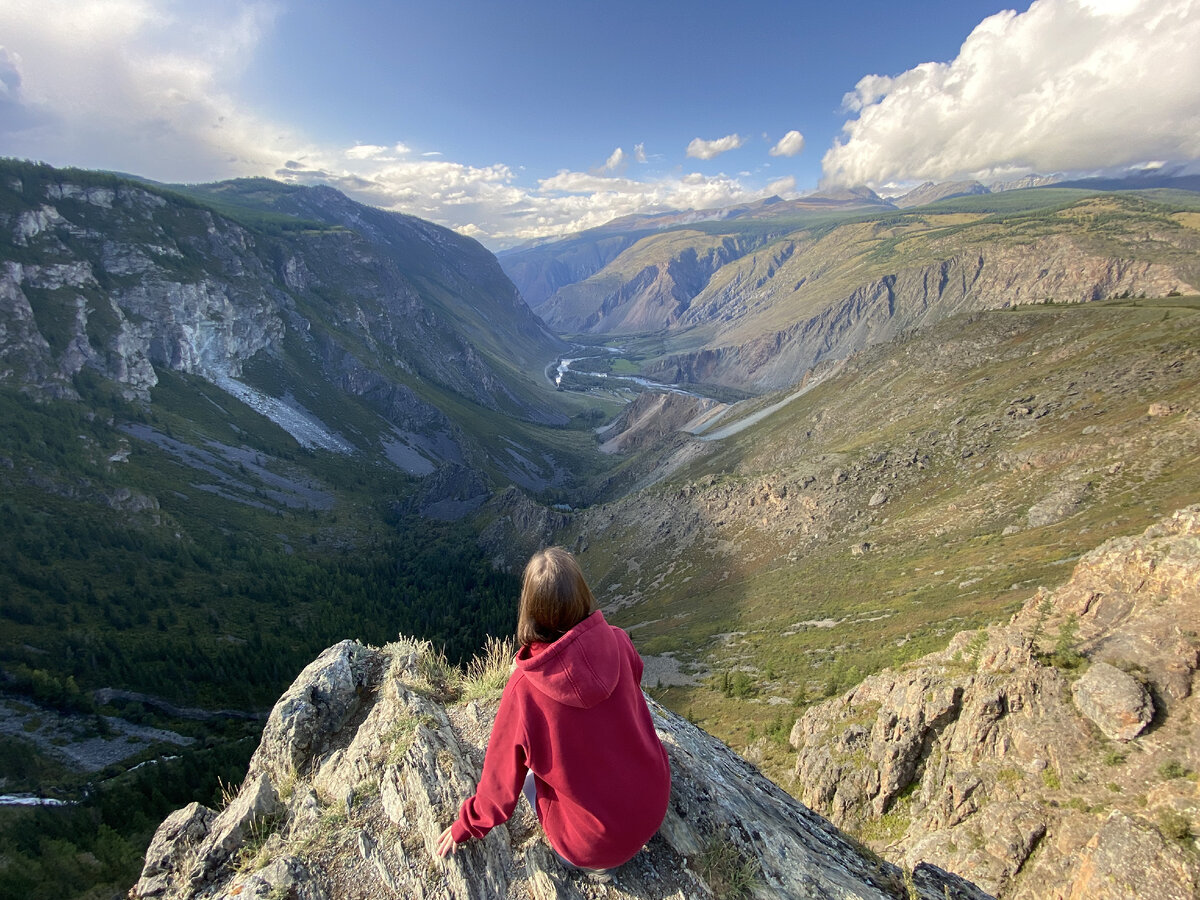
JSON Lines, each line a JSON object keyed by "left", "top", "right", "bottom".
{"left": 502, "top": 179, "right": 1200, "bottom": 394}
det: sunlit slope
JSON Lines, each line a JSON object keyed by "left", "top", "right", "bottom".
{"left": 522, "top": 190, "right": 1200, "bottom": 393}
{"left": 563, "top": 297, "right": 1200, "bottom": 773}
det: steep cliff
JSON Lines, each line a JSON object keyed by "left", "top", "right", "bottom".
{"left": 506, "top": 189, "right": 1200, "bottom": 392}
{"left": 0, "top": 162, "right": 568, "bottom": 471}
{"left": 132, "top": 638, "right": 990, "bottom": 900}
{"left": 646, "top": 226, "right": 1196, "bottom": 392}
{"left": 533, "top": 232, "right": 767, "bottom": 334}
{"left": 790, "top": 508, "right": 1200, "bottom": 899}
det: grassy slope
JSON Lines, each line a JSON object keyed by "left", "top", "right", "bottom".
{"left": 566, "top": 296, "right": 1200, "bottom": 788}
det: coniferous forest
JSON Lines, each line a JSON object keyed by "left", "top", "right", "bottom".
{"left": 0, "top": 375, "right": 521, "bottom": 900}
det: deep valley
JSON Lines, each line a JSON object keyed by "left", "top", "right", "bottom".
{"left": 2, "top": 159, "right": 1199, "bottom": 899}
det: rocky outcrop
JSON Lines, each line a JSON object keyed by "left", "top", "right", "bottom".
{"left": 134, "top": 637, "right": 990, "bottom": 899}
{"left": 535, "top": 233, "right": 764, "bottom": 334}
{"left": 477, "top": 486, "right": 571, "bottom": 572}
{"left": 790, "top": 508, "right": 1200, "bottom": 899}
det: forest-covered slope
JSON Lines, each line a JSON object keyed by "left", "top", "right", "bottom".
{"left": 0, "top": 160, "right": 620, "bottom": 900}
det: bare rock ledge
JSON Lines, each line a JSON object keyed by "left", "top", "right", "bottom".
{"left": 133, "top": 638, "right": 989, "bottom": 899}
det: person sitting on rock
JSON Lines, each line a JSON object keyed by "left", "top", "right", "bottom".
{"left": 437, "top": 546, "right": 671, "bottom": 881}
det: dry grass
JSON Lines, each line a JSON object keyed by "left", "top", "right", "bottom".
{"left": 458, "top": 635, "right": 516, "bottom": 703}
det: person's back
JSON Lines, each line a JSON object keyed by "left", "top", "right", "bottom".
{"left": 437, "top": 548, "right": 670, "bottom": 875}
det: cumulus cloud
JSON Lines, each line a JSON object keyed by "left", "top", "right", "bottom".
{"left": 686, "top": 133, "right": 745, "bottom": 160}
{"left": 823, "top": 0, "right": 1200, "bottom": 187}
{"left": 0, "top": 0, "right": 295, "bottom": 181}
{"left": 0, "top": 1, "right": 792, "bottom": 246}
{"left": 769, "top": 130, "right": 805, "bottom": 158}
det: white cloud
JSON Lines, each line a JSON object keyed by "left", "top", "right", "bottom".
{"left": 601, "top": 147, "right": 626, "bottom": 172}
{"left": 0, "top": 1, "right": 791, "bottom": 247}
{"left": 766, "top": 175, "right": 797, "bottom": 196}
{"left": 769, "top": 130, "right": 805, "bottom": 158}
{"left": 0, "top": 0, "right": 293, "bottom": 182}
{"left": 686, "top": 133, "right": 745, "bottom": 160}
{"left": 345, "top": 144, "right": 388, "bottom": 160}
{"left": 822, "top": 0, "right": 1200, "bottom": 187}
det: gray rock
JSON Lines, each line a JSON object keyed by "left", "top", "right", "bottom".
{"left": 134, "top": 802, "right": 214, "bottom": 898}
{"left": 1026, "top": 480, "right": 1090, "bottom": 528}
{"left": 133, "top": 638, "right": 987, "bottom": 900}
{"left": 1070, "top": 661, "right": 1153, "bottom": 741}
{"left": 247, "top": 640, "right": 378, "bottom": 786}
{"left": 230, "top": 857, "right": 329, "bottom": 900}
{"left": 188, "top": 772, "right": 282, "bottom": 886}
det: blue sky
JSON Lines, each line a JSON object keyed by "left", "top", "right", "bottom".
{"left": 2, "top": 0, "right": 1197, "bottom": 247}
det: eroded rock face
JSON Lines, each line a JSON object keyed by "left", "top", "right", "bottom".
{"left": 132, "top": 636, "right": 989, "bottom": 900}
{"left": 790, "top": 507, "right": 1200, "bottom": 899}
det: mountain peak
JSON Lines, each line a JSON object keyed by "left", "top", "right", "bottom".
{"left": 892, "top": 180, "right": 990, "bottom": 208}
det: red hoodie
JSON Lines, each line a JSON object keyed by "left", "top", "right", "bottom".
{"left": 450, "top": 610, "right": 671, "bottom": 869}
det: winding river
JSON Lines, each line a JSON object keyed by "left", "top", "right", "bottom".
{"left": 550, "top": 348, "right": 702, "bottom": 398}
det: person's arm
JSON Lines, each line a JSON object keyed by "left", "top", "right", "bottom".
{"left": 440, "top": 673, "right": 530, "bottom": 852}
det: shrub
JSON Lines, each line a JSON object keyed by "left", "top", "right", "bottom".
{"left": 1157, "top": 809, "right": 1192, "bottom": 844}
{"left": 1157, "top": 760, "right": 1193, "bottom": 781}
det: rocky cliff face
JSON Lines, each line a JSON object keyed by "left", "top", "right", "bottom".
{"left": 533, "top": 233, "right": 766, "bottom": 334}
{"left": 503, "top": 191, "right": 1198, "bottom": 393}
{"left": 790, "top": 508, "right": 1200, "bottom": 899}
{"left": 1, "top": 178, "right": 284, "bottom": 401}
{"left": 646, "top": 234, "right": 1194, "bottom": 392}
{"left": 0, "top": 163, "right": 567, "bottom": 460}
{"left": 132, "top": 638, "right": 991, "bottom": 900}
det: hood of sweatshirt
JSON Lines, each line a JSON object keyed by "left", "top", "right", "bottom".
{"left": 515, "top": 610, "right": 621, "bottom": 708}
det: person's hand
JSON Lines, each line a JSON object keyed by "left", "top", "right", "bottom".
{"left": 436, "top": 825, "right": 459, "bottom": 857}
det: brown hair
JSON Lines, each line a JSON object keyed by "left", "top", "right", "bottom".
{"left": 517, "top": 547, "right": 597, "bottom": 647}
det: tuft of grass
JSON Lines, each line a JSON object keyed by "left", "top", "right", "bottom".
{"left": 382, "top": 711, "right": 438, "bottom": 766}
{"left": 233, "top": 812, "right": 284, "bottom": 874}
{"left": 457, "top": 635, "right": 516, "bottom": 703}
{"left": 1157, "top": 809, "right": 1193, "bottom": 845}
{"left": 696, "top": 839, "right": 761, "bottom": 900}
{"left": 386, "top": 638, "right": 456, "bottom": 702}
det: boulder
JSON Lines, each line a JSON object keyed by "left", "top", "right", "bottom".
{"left": 133, "top": 802, "right": 214, "bottom": 898}
{"left": 1070, "top": 661, "right": 1153, "bottom": 741}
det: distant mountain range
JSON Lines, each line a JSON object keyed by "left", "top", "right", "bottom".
{"left": 500, "top": 174, "right": 1200, "bottom": 393}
